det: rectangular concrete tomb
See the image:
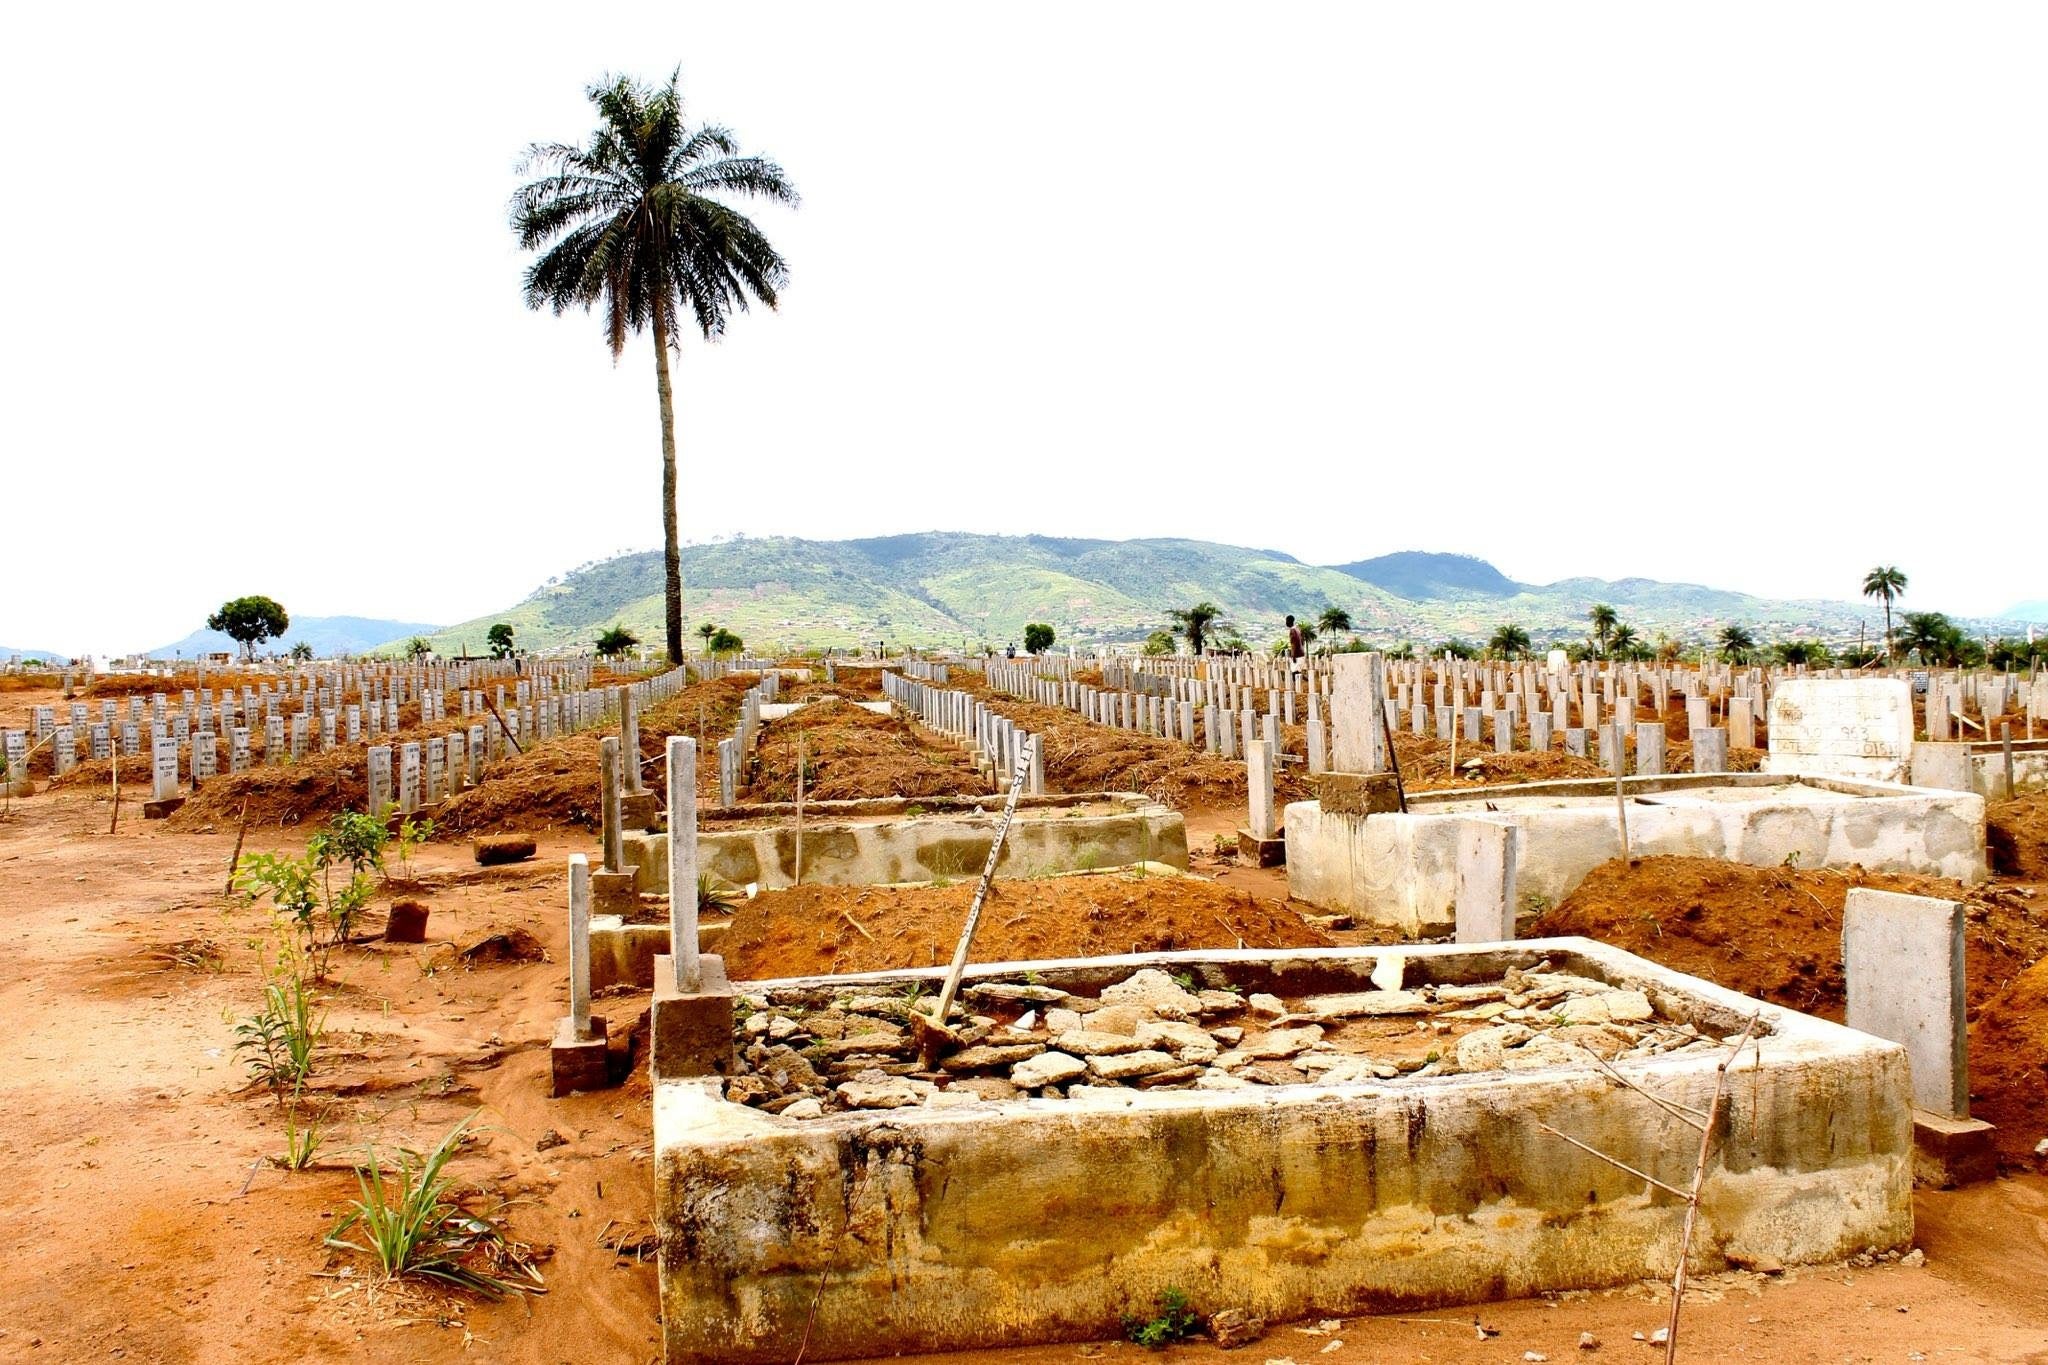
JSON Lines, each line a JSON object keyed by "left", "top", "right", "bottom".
{"left": 653, "top": 939, "right": 1911, "bottom": 1364}
{"left": 1286, "top": 772, "right": 1985, "bottom": 935}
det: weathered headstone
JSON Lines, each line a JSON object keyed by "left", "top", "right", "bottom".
{"left": 1454, "top": 819, "right": 1519, "bottom": 944}
{"left": 1844, "top": 888, "right": 1967, "bottom": 1117}
{"left": 1766, "top": 679, "right": 1915, "bottom": 783}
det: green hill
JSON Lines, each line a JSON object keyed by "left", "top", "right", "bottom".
{"left": 421, "top": 533, "right": 2022, "bottom": 656}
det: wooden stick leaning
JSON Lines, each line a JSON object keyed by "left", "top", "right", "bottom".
{"left": 914, "top": 742, "right": 1034, "bottom": 1066}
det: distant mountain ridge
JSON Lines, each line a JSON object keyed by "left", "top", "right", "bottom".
{"left": 2007, "top": 601, "right": 2048, "bottom": 624}
{"left": 1, "top": 645, "right": 70, "bottom": 663}
{"left": 418, "top": 533, "right": 2031, "bottom": 655}
{"left": 147, "top": 615, "right": 439, "bottom": 659}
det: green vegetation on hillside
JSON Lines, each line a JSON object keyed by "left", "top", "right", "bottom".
{"left": 418, "top": 533, "right": 2028, "bottom": 655}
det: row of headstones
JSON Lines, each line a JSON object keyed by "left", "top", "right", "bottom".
{"left": 708, "top": 674, "right": 779, "bottom": 808}
{"left": 119, "top": 664, "right": 696, "bottom": 804}
{"left": 1926, "top": 676, "right": 2041, "bottom": 740}
{"left": 882, "top": 673, "right": 1046, "bottom": 794}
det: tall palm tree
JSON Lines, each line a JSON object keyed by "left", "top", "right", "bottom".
{"left": 1317, "top": 606, "right": 1353, "bottom": 636}
{"left": 1608, "top": 622, "right": 1641, "bottom": 660}
{"left": 1718, "top": 623, "right": 1757, "bottom": 664}
{"left": 1588, "top": 603, "right": 1618, "bottom": 658}
{"left": 1169, "top": 602, "right": 1227, "bottom": 655}
{"left": 514, "top": 72, "right": 797, "bottom": 664}
{"left": 1487, "top": 623, "right": 1532, "bottom": 660}
{"left": 1861, "top": 566, "right": 1908, "bottom": 662}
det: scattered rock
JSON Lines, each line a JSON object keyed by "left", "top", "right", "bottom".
{"left": 1212, "top": 1026, "right": 1245, "bottom": 1046}
{"left": 1239, "top": 1061, "right": 1308, "bottom": 1086}
{"left": 1198, "top": 989, "right": 1248, "bottom": 1016}
{"left": 965, "top": 982, "right": 1069, "bottom": 1004}
{"left": 1556, "top": 990, "right": 1654, "bottom": 1025}
{"left": 948, "top": 1076, "right": 1021, "bottom": 1102}
{"left": 1012, "top": 1009, "right": 1038, "bottom": 1032}
{"left": 1085, "top": 1049, "right": 1181, "bottom": 1081}
{"left": 472, "top": 835, "right": 536, "bottom": 866}
{"left": 1577, "top": 1330, "right": 1599, "bottom": 1350}
{"left": 1011, "top": 1052, "right": 1088, "bottom": 1089}
{"left": 534, "top": 1129, "right": 568, "bottom": 1152}
{"left": 1134, "top": 1063, "right": 1204, "bottom": 1088}
{"left": 1302, "top": 991, "right": 1429, "bottom": 1020}
{"left": 1208, "top": 1308, "right": 1265, "bottom": 1349}
{"left": 820, "top": 1031, "right": 910, "bottom": 1059}
{"left": 384, "top": 899, "right": 429, "bottom": 943}
{"left": 835, "top": 1076, "right": 934, "bottom": 1109}
{"left": 1087, "top": 1004, "right": 1150, "bottom": 1036}
{"left": 1243, "top": 1026, "right": 1322, "bottom": 1060}
{"left": 939, "top": 1043, "right": 1044, "bottom": 1073}
{"left": 1136, "top": 1019, "right": 1220, "bottom": 1063}
{"left": 1247, "top": 993, "right": 1288, "bottom": 1019}
{"left": 1054, "top": 1029, "right": 1147, "bottom": 1056}
{"left": 1045, "top": 1007, "right": 1084, "bottom": 1034}
{"left": 780, "top": 1097, "right": 824, "bottom": 1120}
{"left": 1196, "top": 1069, "right": 1251, "bottom": 1090}
{"left": 1100, "top": 968, "right": 1204, "bottom": 1021}
{"left": 1900, "top": 1248, "right": 1924, "bottom": 1268}
{"left": 458, "top": 928, "right": 547, "bottom": 963}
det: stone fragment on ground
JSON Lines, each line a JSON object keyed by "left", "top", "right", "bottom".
{"left": 1099, "top": 968, "right": 1203, "bottom": 1020}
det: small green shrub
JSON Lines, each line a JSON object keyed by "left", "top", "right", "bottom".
{"left": 326, "top": 1112, "right": 543, "bottom": 1299}
{"left": 1122, "top": 1287, "right": 1199, "bottom": 1349}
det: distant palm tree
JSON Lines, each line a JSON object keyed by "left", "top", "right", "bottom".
{"left": 1589, "top": 603, "right": 1618, "bottom": 658}
{"left": 1861, "top": 566, "right": 1908, "bottom": 661}
{"left": 1608, "top": 623, "right": 1642, "bottom": 660}
{"left": 1718, "top": 623, "right": 1757, "bottom": 664}
{"left": 697, "top": 622, "right": 717, "bottom": 656}
{"left": 1169, "top": 602, "right": 1228, "bottom": 655}
{"left": 1317, "top": 606, "right": 1353, "bottom": 636}
{"left": 514, "top": 72, "right": 797, "bottom": 665}
{"left": 1488, "top": 623, "right": 1532, "bottom": 660}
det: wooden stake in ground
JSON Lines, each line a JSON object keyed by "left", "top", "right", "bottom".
{"left": 225, "top": 799, "right": 251, "bottom": 896}
{"left": 1381, "top": 705, "right": 1408, "bottom": 813}
{"left": 794, "top": 734, "right": 805, "bottom": 887}
{"left": 484, "top": 700, "right": 523, "bottom": 755}
{"left": 1537, "top": 1011, "right": 1759, "bottom": 1365}
{"left": 108, "top": 741, "right": 120, "bottom": 834}
{"left": 913, "top": 744, "right": 1034, "bottom": 1066}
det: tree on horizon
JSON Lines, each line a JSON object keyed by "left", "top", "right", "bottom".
{"left": 1862, "top": 566, "right": 1908, "bottom": 661}
{"left": 1588, "top": 603, "right": 1618, "bottom": 658}
{"left": 514, "top": 72, "right": 796, "bottom": 664}
{"left": 1169, "top": 602, "right": 1227, "bottom": 655}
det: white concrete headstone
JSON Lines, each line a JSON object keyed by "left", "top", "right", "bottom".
{"left": 1765, "top": 679, "right": 1915, "bottom": 783}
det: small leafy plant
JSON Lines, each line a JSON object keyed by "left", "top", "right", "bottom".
{"left": 235, "top": 966, "right": 324, "bottom": 1094}
{"left": 239, "top": 808, "right": 389, "bottom": 977}
{"left": 278, "top": 1080, "right": 325, "bottom": 1170}
{"left": 698, "top": 873, "right": 739, "bottom": 916}
{"left": 325, "top": 1112, "right": 543, "bottom": 1299}
{"left": 1122, "top": 1286, "right": 1199, "bottom": 1349}
{"left": 392, "top": 815, "right": 434, "bottom": 881}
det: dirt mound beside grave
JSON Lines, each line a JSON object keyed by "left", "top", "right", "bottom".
{"left": 717, "top": 871, "right": 1332, "bottom": 980}
{"left": 166, "top": 748, "right": 374, "bottom": 830}
{"left": 1531, "top": 856, "right": 2048, "bottom": 1020}
{"left": 746, "top": 700, "right": 987, "bottom": 803}
{"left": 1988, "top": 793, "right": 2048, "bottom": 880}
{"left": 1969, "top": 957, "right": 2048, "bottom": 1162}
{"left": 781, "top": 667, "right": 885, "bottom": 702}
{"left": 431, "top": 674, "right": 759, "bottom": 834}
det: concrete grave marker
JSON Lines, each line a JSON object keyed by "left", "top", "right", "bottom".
{"left": 1766, "top": 679, "right": 1915, "bottom": 783}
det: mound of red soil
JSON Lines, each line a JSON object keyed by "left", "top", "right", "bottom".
{"left": 1970, "top": 957, "right": 2048, "bottom": 1162}
{"left": 1531, "top": 856, "right": 2048, "bottom": 1021}
{"left": 716, "top": 872, "right": 1332, "bottom": 980}
{"left": 1988, "top": 793, "right": 2048, "bottom": 880}
{"left": 746, "top": 700, "right": 988, "bottom": 803}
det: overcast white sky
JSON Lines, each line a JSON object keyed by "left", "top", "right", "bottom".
{"left": 4, "top": 3, "right": 2043, "bottom": 654}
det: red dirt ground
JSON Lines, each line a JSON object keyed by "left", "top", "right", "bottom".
{"left": 716, "top": 871, "right": 1332, "bottom": 980}
{"left": 742, "top": 699, "right": 989, "bottom": 804}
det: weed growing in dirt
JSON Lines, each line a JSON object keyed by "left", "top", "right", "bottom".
{"left": 698, "top": 873, "right": 739, "bottom": 916}
{"left": 1121, "top": 1286, "right": 1199, "bottom": 1349}
{"left": 234, "top": 951, "right": 324, "bottom": 1094}
{"left": 278, "top": 1080, "right": 325, "bottom": 1170}
{"left": 392, "top": 816, "right": 434, "bottom": 881}
{"left": 326, "top": 1112, "right": 543, "bottom": 1299}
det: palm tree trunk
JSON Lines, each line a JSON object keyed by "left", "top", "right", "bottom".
{"left": 1883, "top": 602, "right": 1893, "bottom": 661}
{"left": 652, "top": 310, "right": 684, "bottom": 665}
